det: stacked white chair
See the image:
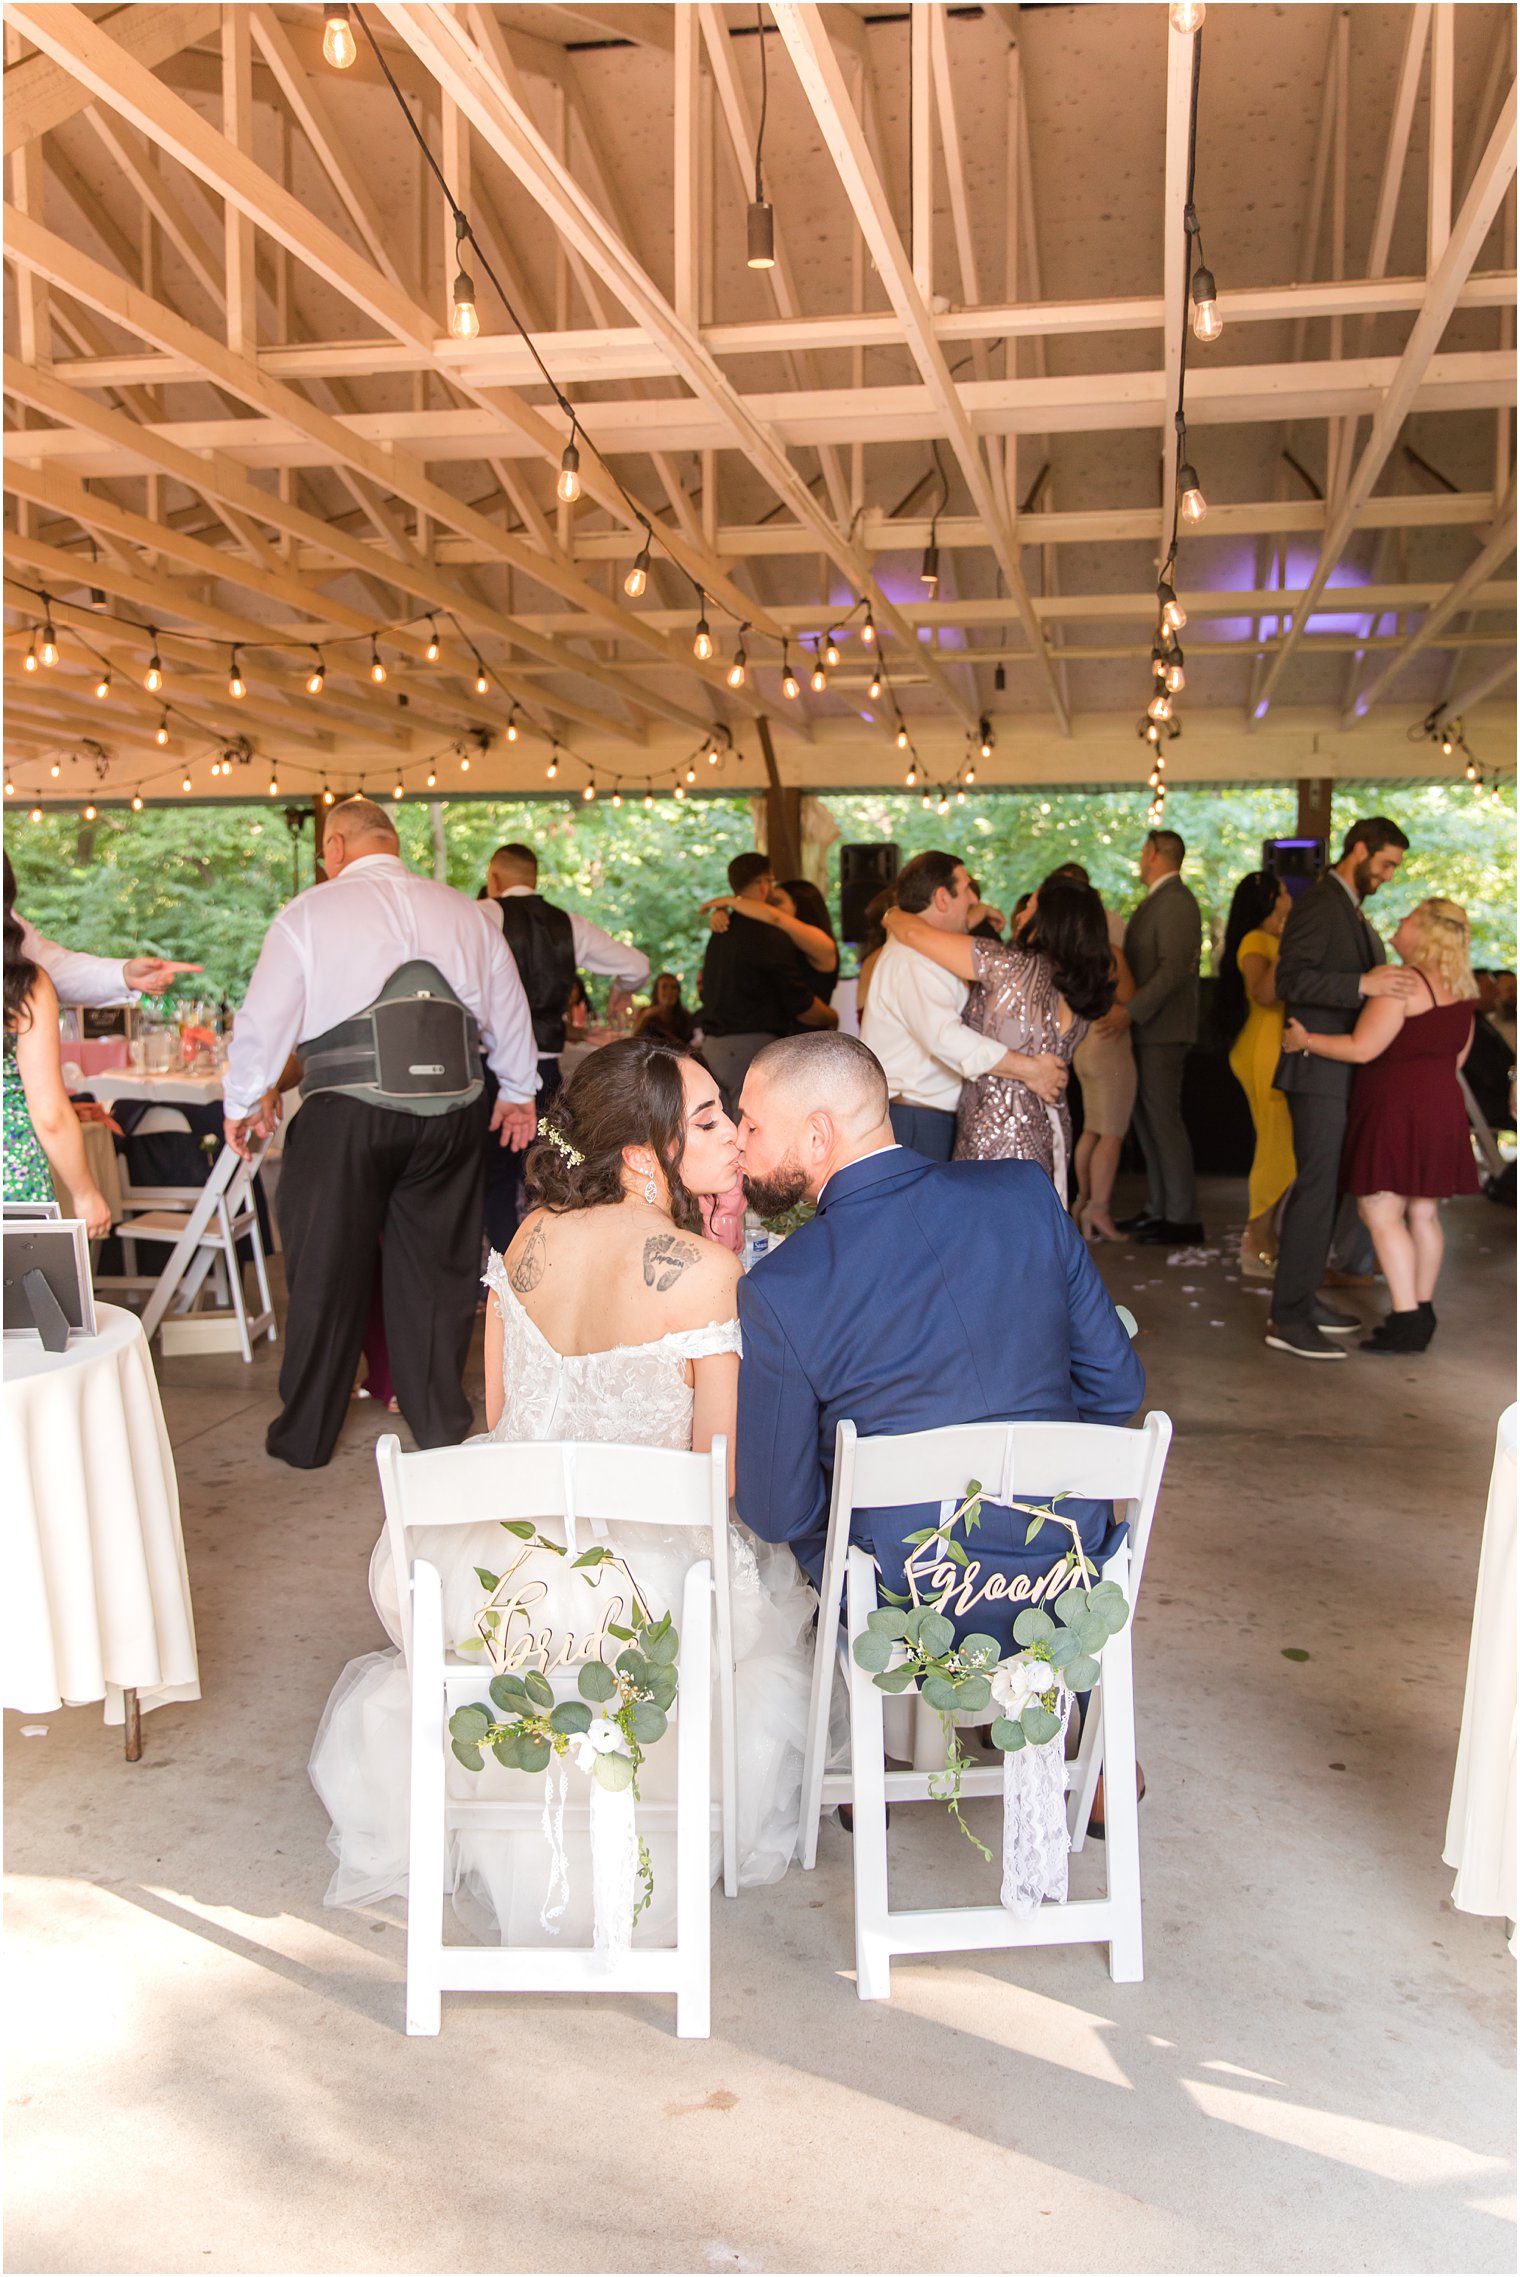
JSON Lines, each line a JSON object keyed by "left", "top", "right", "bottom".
{"left": 107, "top": 1136, "right": 276, "bottom": 1360}
{"left": 377, "top": 1433, "right": 736, "bottom": 2039}
{"left": 797, "top": 1412, "right": 1172, "bottom": 1998}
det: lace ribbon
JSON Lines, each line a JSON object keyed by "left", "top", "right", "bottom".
{"left": 1000, "top": 1693, "right": 1074, "bottom": 1916}
{"left": 588, "top": 1781, "right": 639, "bottom": 1963}
{"left": 538, "top": 1767, "right": 570, "bottom": 1935}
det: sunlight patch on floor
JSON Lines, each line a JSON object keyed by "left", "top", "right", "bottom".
{"left": 881, "top": 1968, "right": 1132, "bottom": 2088}
{"left": 1183, "top": 2077, "right": 1509, "bottom": 2186}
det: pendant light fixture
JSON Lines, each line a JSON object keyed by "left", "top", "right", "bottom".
{"left": 425, "top": 620, "right": 441, "bottom": 662}
{"left": 228, "top": 646, "right": 246, "bottom": 698}
{"left": 1178, "top": 463, "right": 1207, "bottom": 524}
{"left": 868, "top": 669, "right": 882, "bottom": 701}
{"left": 860, "top": 608, "right": 876, "bottom": 647}
{"left": 746, "top": 6, "right": 776, "bottom": 269}
{"left": 39, "top": 599, "right": 58, "bottom": 667}
{"left": 557, "top": 425, "right": 582, "bottom": 504}
{"left": 22, "top": 638, "right": 37, "bottom": 672}
{"left": 824, "top": 630, "right": 841, "bottom": 669}
{"left": 307, "top": 649, "right": 326, "bottom": 694}
{"left": 94, "top": 671, "right": 111, "bottom": 700}
{"left": 144, "top": 635, "right": 163, "bottom": 692}
{"left": 369, "top": 637, "right": 387, "bottom": 684}
{"left": 624, "top": 527, "right": 652, "bottom": 599}
{"left": 726, "top": 636, "right": 748, "bottom": 690}
{"left": 693, "top": 596, "right": 713, "bottom": 661}
{"left": 155, "top": 716, "right": 170, "bottom": 747}
{"left": 781, "top": 644, "right": 800, "bottom": 700}
{"left": 450, "top": 215, "right": 480, "bottom": 340}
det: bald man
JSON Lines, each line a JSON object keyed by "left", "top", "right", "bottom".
{"left": 225, "top": 797, "right": 538, "bottom": 1467}
{"left": 733, "top": 1032, "right": 1143, "bottom": 1651}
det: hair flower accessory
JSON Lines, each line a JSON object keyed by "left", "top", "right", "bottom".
{"left": 541, "top": 1121, "right": 584, "bottom": 1167}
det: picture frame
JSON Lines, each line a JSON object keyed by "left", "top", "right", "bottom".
{"left": 2, "top": 1218, "right": 98, "bottom": 1344}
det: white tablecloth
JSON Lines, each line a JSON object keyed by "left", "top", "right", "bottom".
{"left": 2, "top": 1303, "right": 199, "bottom": 1725}
{"left": 1444, "top": 1404, "right": 1516, "bottom": 1938}
{"left": 85, "top": 1069, "right": 225, "bottom": 1108}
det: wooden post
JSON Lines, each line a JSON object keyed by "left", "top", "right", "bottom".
{"left": 1297, "top": 776, "right": 1334, "bottom": 845}
{"left": 757, "top": 719, "right": 801, "bottom": 878}
{"left": 124, "top": 1686, "right": 142, "bottom": 1762}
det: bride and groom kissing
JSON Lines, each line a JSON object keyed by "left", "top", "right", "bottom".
{"left": 311, "top": 1028, "right": 1143, "bottom": 1930}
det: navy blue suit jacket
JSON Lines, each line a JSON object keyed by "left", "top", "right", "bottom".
{"left": 735, "top": 1149, "right": 1145, "bottom": 1648}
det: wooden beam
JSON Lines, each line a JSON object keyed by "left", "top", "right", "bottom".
{"left": 1249, "top": 84, "right": 1517, "bottom": 722}
{"left": 1340, "top": 494, "right": 1517, "bottom": 724}
{"left": 1428, "top": 2, "right": 1454, "bottom": 272}
{"left": 2, "top": 3, "right": 219, "bottom": 155}
{"left": 673, "top": 5, "right": 700, "bottom": 329}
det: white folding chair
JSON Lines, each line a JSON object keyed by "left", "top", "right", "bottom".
{"left": 376, "top": 1432, "right": 736, "bottom": 2038}
{"left": 797, "top": 1413, "right": 1172, "bottom": 1998}
{"left": 102, "top": 1138, "right": 275, "bottom": 1360}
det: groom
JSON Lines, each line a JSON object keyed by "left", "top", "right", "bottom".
{"left": 733, "top": 1033, "right": 1144, "bottom": 1649}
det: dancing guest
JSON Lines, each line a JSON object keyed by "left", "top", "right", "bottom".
{"left": 1268, "top": 817, "right": 1417, "bottom": 1362}
{"left": 634, "top": 972, "right": 695, "bottom": 1047}
{"left": 1284, "top": 898, "right": 1481, "bottom": 1354}
{"left": 861, "top": 849, "right": 1064, "bottom": 1161}
{"left": 310, "top": 1037, "right": 815, "bottom": 1941}
{"left": 483, "top": 842, "right": 650, "bottom": 1248}
{"left": 703, "top": 877, "right": 841, "bottom": 1003}
{"left": 3, "top": 856, "right": 113, "bottom": 1234}
{"left": 1051, "top": 863, "right": 1138, "bottom": 1243}
{"left": 225, "top": 797, "right": 538, "bottom": 1468}
{"left": 882, "top": 874, "right": 1112, "bottom": 1190}
{"left": 1096, "top": 830, "right": 1203, "bottom": 1244}
{"left": 1216, "top": 870, "right": 1296, "bottom": 1279}
{"left": 698, "top": 853, "right": 836, "bottom": 1113}
{"left": 853, "top": 888, "right": 896, "bottom": 1022}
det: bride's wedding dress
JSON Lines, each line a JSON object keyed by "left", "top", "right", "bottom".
{"left": 309, "top": 1252, "right": 816, "bottom": 1945}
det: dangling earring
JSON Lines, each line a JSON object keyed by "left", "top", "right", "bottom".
{"left": 643, "top": 1171, "right": 658, "bottom": 1208}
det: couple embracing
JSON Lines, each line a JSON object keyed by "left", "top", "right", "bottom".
{"left": 312, "top": 1030, "right": 1142, "bottom": 1941}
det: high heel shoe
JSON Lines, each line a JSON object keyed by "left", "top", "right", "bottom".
{"left": 1079, "top": 1204, "right": 1121, "bottom": 1243}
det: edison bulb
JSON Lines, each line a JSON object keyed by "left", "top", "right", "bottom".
{"left": 450, "top": 280, "right": 481, "bottom": 341}
{"left": 323, "top": 10, "right": 358, "bottom": 67}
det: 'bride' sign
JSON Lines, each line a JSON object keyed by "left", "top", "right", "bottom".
{"left": 465, "top": 1544, "right": 652, "bottom": 1676}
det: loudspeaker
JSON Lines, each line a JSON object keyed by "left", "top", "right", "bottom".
{"left": 839, "top": 841, "right": 900, "bottom": 942}
{"left": 1264, "top": 835, "right": 1326, "bottom": 900}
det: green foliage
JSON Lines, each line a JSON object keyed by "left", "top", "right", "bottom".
{"left": 9, "top": 776, "right": 1511, "bottom": 1015}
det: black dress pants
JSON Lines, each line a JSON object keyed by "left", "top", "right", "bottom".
{"left": 1271, "top": 1089, "right": 1347, "bottom": 1325}
{"left": 268, "top": 1090, "right": 488, "bottom": 1469}
{"left": 481, "top": 1055, "right": 558, "bottom": 1253}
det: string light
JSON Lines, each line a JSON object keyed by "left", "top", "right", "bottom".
{"left": 726, "top": 638, "right": 748, "bottom": 691}
{"left": 425, "top": 620, "right": 441, "bottom": 663}
{"left": 474, "top": 662, "right": 490, "bottom": 695}
{"left": 582, "top": 782, "right": 596, "bottom": 802}
{"left": 1158, "top": 580, "right": 1186, "bottom": 632}
{"left": 506, "top": 711, "right": 519, "bottom": 743}
{"left": 30, "top": 808, "right": 42, "bottom": 823}
{"left": 810, "top": 652, "right": 828, "bottom": 694}
{"left": 39, "top": 601, "right": 58, "bottom": 667}
{"left": 895, "top": 722, "right": 909, "bottom": 750}
{"left": 94, "top": 670, "right": 111, "bottom": 699}
{"left": 3, "top": 778, "right": 12, "bottom": 797}
{"left": 1165, "top": 653, "right": 1186, "bottom": 694}
{"left": 693, "top": 599, "right": 713, "bottom": 661}
{"left": 905, "top": 761, "right": 918, "bottom": 788}
{"left": 868, "top": 670, "right": 882, "bottom": 700}
{"left": 1178, "top": 460, "right": 1207, "bottom": 524}
{"left": 978, "top": 718, "right": 994, "bottom": 760}
{"left": 964, "top": 762, "right": 977, "bottom": 786}
{"left": 685, "top": 762, "right": 698, "bottom": 784}
{"left": 323, "top": 788, "right": 336, "bottom": 805}
{"left": 546, "top": 752, "right": 559, "bottom": 780}
{"left": 611, "top": 790, "right": 623, "bottom": 808}
{"left": 861, "top": 609, "right": 876, "bottom": 647}
{"left": 181, "top": 774, "right": 193, "bottom": 793}
{"left": 306, "top": 650, "right": 326, "bottom": 694}
{"left": 50, "top": 762, "right": 60, "bottom": 778}
{"left": 644, "top": 792, "right": 654, "bottom": 809}
{"left": 624, "top": 532, "right": 651, "bottom": 599}
{"left": 393, "top": 781, "right": 405, "bottom": 801}
{"left": 781, "top": 644, "right": 799, "bottom": 700}
{"left": 426, "top": 768, "right": 437, "bottom": 788}
{"left": 824, "top": 631, "right": 841, "bottom": 669}
{"left": 82, "top": 803, "right": 97, "bottom": 822}
{"left": 1147, "top": 691, "right": 1173, "bottom": 722}
{"left": 144, "top": 637, "right": 162, "bottom": 692}
{"left": 132, "top": 793, "right": 143, "bottom": 811}
{"left": 557, "top": 426, "right": 582, "bottom": 505}
{"left": 228, "top": 646, "right": 246, "bottom": 699}
{"left": 267, "top": 775, "right": 279, "bottom": 797}
{"left": 459, "top": 752, "right": 471, "bottom": 773}
{"left": 449, "top": 214, "right": 480, "bottom": 340}
{"left": 369, "top": 637, "right": 387, "bottom": 684}
{"left": 322, "top": 9, "right": 357, "bottom": 67}
{"left": 155, "top": 716, "right": 170, "bottom": 747}
{"left": 22, "top": 637, "right": 37, "bottom": 672}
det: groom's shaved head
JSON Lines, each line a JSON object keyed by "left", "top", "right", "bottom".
{"left": 748, "top": 1032, "right": 889, "bottom": 1127}
{"left": 737, "top": 1034, "right": 895, "bottom": 1213}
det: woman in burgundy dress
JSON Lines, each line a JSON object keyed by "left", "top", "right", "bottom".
{"left": 1284, "top": 897, "right": 1480, "bottom": 1353}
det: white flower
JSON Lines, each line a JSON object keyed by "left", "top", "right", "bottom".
{"left": 584, "top": 1717, "right": 625, "bottom": 1754}
{"left": 990, "top": 1661, "right": 1037, "bottom": 1711}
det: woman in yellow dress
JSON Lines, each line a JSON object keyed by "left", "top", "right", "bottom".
{"left": 1216, "top": 870, "right": 1296, "bottom": 1278}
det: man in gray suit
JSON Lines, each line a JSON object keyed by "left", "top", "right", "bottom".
{"left": 1267, "top": 816, "right": 1415, "bottom": 1361}
{"left": 1097, "top": 828, "right": 1203, "bottom": 1244}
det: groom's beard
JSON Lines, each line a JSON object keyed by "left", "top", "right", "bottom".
{"left": 742, "top": 1155, "right": 809, "bottom": 1220}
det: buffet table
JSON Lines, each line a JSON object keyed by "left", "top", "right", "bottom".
{"left": 1, "top": 1303, "right": 199, "bottom": 1757}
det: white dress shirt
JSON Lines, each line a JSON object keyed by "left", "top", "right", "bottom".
{"left": 491, "top": 885, "right": 650, "bottom": 1047}
{"left": 19, "top": 917, "right": 131, "bottom": 1007}
{"left": 859, "top": 938, "right": 1005, "bottom": 1112}
{"left": 224, "top": 854, "right": 538, "bottom": 1117}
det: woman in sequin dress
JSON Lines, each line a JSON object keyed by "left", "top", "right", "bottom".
{"left": 882, "top": 878, "right": 1116, "bottom": 1191}
{"left": 3, "top": 854, "right": 112, "bottom": 1232}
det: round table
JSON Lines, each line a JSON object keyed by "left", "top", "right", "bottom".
{"left": 84, "top": 1068, "right": 227, "bottom": 1109}
{"left": 2, "top": 1302, "right": 199, "bottom": 1756}
{"left": 1444, "top": 1403, "right": 1516, "bottom": 1943}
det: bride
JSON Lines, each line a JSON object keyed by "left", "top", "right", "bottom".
{"left": 309, "top": 1036, "right": 816, "bottom": 1944}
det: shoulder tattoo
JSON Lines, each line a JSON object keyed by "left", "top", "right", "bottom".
{"left": 643, "top": 1232, "right": 701, "bottom": 1292}
{"left": 508, "top": 1224, "right": 547, "bottom": 1294}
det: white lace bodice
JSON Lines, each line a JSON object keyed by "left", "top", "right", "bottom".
{"left": 482, "top": 1251, "right": 742, "bottom": 1451}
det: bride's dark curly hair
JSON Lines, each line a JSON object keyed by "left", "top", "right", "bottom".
{"left": 525, "top": 1035, "right": 705, "bottom": 1234}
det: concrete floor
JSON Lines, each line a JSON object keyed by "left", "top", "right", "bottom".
{"left": 5, "top": 1177, "right": 1516, "bottom": 2276}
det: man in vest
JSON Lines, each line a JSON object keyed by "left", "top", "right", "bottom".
{"left": 224, "top": 798, "right": 538, "bottom": 1469}
{"left": 482, "top": 842, "right": 651, "bottom": 1246}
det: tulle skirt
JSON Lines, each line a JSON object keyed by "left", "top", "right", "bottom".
{"left": 308, "top": 1514, "right": 818, "bottom": 1945}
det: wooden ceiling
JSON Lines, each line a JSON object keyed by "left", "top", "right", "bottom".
{"left": 3, "top": 1, "right": 1516, "bottom": 809}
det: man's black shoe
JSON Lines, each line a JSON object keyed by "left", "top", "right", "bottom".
{"left": 1134, "top": 1218, "right": 1205, "bottom": 1245}
{"left": 1310, "top": 1299, "right": 1359, "bottom": 1334}
{"left": 1115, "top": 1210, "right": 1159, "bottom": 1235}
{"left": 1265, "top": 1319, "right": 1347, "bottom": 1361}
